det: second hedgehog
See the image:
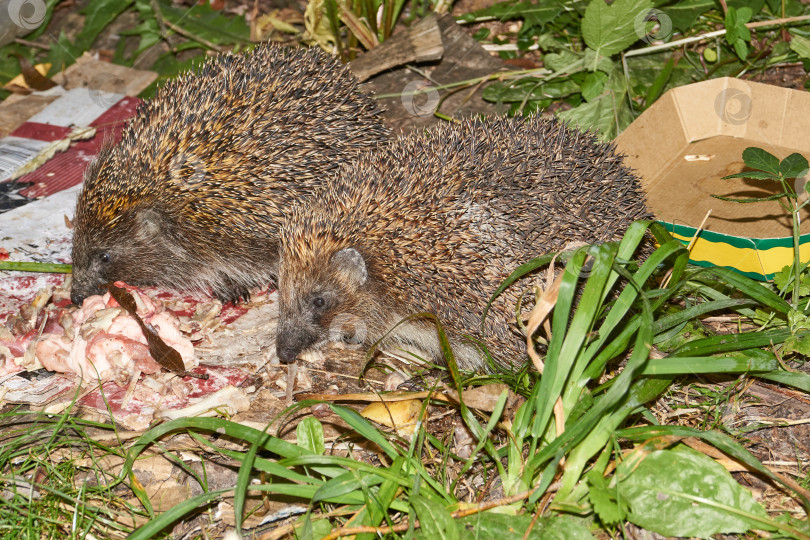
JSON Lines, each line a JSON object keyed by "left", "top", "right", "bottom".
{"left": 71, "top": 44, "right": 390, "bottom": 305}
{"left": 275, "top": 116, "right": 650, "bottom": 371}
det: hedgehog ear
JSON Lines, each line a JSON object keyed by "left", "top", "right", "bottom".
{"left": 331, "top": 248, "right": 368, "bottom": 286}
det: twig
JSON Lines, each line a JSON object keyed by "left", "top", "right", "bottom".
{"left": 624, "top": 15, "right": 810, "bottom": 58}
{"left": 149, "top": 0, "right": 225, "bottom": 53}
{"left": 14, "top": 38, "right": 50, "bottom": 50}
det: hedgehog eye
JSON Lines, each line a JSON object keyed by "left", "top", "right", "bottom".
{"left": 99, "top": 252, "right": 111, "bottom": 264}
{"left": 312, "top": 296, "right": 326, "bottom": 309}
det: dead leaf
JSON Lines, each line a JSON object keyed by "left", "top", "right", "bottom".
{"left": 361, "top": 398, "right": 423, "bottom": 437}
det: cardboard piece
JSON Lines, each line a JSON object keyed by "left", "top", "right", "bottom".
{"left": 615, "top": 77, "right": 810, "bottom": 280}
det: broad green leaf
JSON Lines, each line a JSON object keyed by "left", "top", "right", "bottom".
{"left": 453, "top": 513, "right": 594, "bottom": 539}
{"left": 587, "top": 470, "right": 625, "bottom": 525}
{"left": 790, "top": 32, "right": 810, "bottom": 59}
{"left": 160, "top": 0, "right": 250, "bottom": 45}
{"left": 663, "top": 0, "right": 714, "bottom": 33}
{"left": 46, "top": 31, "right": 83, "bottom": 75}
{"left": 733, "top": 39, "right": 749, "bottom": 60}
{"left": 768, "top": 0, "right": 804, "bottom": 16}
{"left": 773, "top": 264, "right": 810, "bottom": 296}
{"left": 582, "top": 0, "right": 654, "bottom": 57}
{"left": 581, "top": 71, "right": 608, "bottom": 101}
{"left": 619, "top": 445, "right": 772, "bottom": 537}
{"left": 77, "top": 0, "right": 134, "bottom": 51}
{"left": 296, "top": 416, "right": 325, "bottom": 455}
{"left": 482, "top": 78, "right": 581, "bottom": 103}
{"left": 313, "top": 470, "right": 383, "bottom": 502}
{"left": 780, "top": 152, "right": 810, "bottom": 178}
{"left": 557, "top": 87, "right": 619, "bottom": 139}
{"left": 543, "top": 49, "right": 584, "bottom": 72}
{"left": 411, "top": 494, "right": 458, "bottom": 539}
{"left": 783, "top": 310, "right": 810, "bottom": 355}
{"left": 119, "top": 19, "right": 162, "bottom": 59}
{"left": 619, "top": 425, "right": 810, "bottom": 510}
{"left": 582, "top": 47, "right": 615, "bottom": 72}
{"left": 736, "top": 6, "right": 753, "bottom": 23}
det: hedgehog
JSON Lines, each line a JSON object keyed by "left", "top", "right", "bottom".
{"left": 274, "top": 116, "right": 650, "bottom": 371}
{"left": 70, "top": 44, "right": 391, "bottom": 305}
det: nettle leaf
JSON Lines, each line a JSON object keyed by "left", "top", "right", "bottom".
{"left": 742, "top": 147, "right": 780, "bottom": 175}
{"left": 664, "top": 0, "right": 714, "bottom": 33}
{"left": 619, "top": 445, "right": 772, "bottom": 538}
{"left": 780, "top": 152, "right": 810, "bottom": 178}
{"left": 582, "top": 0, "right": 654, "bottom": 58}
{"left": 557, "top": 66, "right": 627, "bottom": 139}
{"left": 784, "top": 310, "right": 810, "bottom": 355}
{"left": 587, "top": 470, "right": 626, "bottom": 525}
{"left": 543, "top": 49, "right": 584, "bottom": 72}
{"left": 772, "top": 265, "right": 810, "bottom": 296}
{"left": 582, "top": 47, "right": 614, "bottom": 72}
{"left": 581, "top": 71, "right": 608, "bottom": 102}
{"left": 558, "top": 92, "right": 616, "bottom": 139}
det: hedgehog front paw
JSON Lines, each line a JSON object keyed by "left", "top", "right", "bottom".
{"left": 214, "top": 279, "right": 251, "bottom": 305}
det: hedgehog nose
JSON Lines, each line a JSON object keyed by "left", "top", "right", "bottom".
{"left": 278, "top": 346, "right": 300, "bottom": 364}
{"left": 277, "top": 332, "right": 297, "bottom": 363}
{"left": 70, "top": 290, "right": 87, "bottom": 306}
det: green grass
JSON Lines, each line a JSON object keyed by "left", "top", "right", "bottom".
{"left": 0, "top": 404, "right": 142, "bottom": 538}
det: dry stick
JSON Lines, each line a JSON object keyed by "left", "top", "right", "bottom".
{"left": 149, "top": 0, "right": 224, "bottom": 53}
{"left": 660, "top": 209, "right": 712, "bottom": 290}
{"left": 348, "top": 14, "right": 443, "bottom": 82}
{"left": 524, "top": 267, "right": 567, "bottom": 437}
{"left": 624, "top": 14, "right": 810, "bottom": 58}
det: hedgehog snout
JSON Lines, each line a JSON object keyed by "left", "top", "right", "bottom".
{"left": 70, "top": 274, "right": 104, "bottom": 306}
{"left": 276, "top": 323, "right": 320, "bottom": 364}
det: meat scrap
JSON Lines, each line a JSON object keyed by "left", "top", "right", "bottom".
{"left": 1, "top": 282, "right": 197, "bottom": 386}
